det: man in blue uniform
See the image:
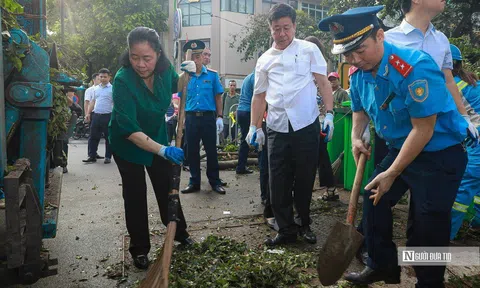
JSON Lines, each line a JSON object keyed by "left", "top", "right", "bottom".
{"left": 180, "top": 40, "right": 226, "bottom": 194}
{"left": 319, "top": 6, "right": 468, "bottom": 287}
{"left": 449, "top": 44, "right": 480, "bottom": 239}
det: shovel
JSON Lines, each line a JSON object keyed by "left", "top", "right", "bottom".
{"left": 317, "top": 152, "right": 368, "bottom": 286}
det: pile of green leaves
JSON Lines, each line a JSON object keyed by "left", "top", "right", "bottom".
{"left": 222, "top": 143, "right": 239, "bottom": 152}
{"left": 47, "top": 76, "right": 71, "bottom": 151}
{"left": 168, "top": 235, "right": 316, "bottom": 288}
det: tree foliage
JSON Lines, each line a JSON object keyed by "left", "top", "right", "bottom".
{"left": 229, "top": 10, "right": 332, "bottom": 62}
{"left": 46, "top": 0, "right": 169, "bottom": 80}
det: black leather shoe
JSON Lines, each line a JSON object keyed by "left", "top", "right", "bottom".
{"left": 181, "top": 185, "right": 200, "bottom": 194}
{"left": 133, "top": 255, "right": 149, "bottom": 270}
{"left": 96, "top": 154, "right": 104, "bottom": 159}
{"left": 82, "top": 157, "right": 96, "bottom": 163}
{"left": 236, "top": 169, "right": 253, "bottom": 175}
{"left": 298, "top": 226, "right": 317, "bottom": 244}
{"left": 212, "top": 185, "right": 226, "bottom": 194}
{"left": 175, "top": 237, "right": 195, "bottom": 246}
{"left": 220, "top": 179, "right": 228, "bottom": 186}
{"left": 264, "top": 233, "right": 296, "bottom": 247}
{"left": 344, "top": 266, "right": 401, "bottom": 285}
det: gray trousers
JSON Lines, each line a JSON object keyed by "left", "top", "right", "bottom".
{"left": 267, "top": 119, "right": 320, "bottom": 235}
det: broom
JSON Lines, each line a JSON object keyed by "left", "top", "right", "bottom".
{"left": 331, "top": 151, "right": 344, "bottom": 176}
{"left": 139, "top": 49, "right": 192, "bottom": 288}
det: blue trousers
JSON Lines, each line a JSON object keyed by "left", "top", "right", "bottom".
{"left": 0, "top": 188, "right": 4, "bottom": 200}
{"left": 363, "top": 144, "right": 466, "bottom": 287}
{"left": 185, "top": 113, "right": 220, "bottom": 187}
{"left": 236, "top": 110, "right": 250, "bottom": 173}
{"left": 451, "top": 144, "right": 480, "bottom": 238}
{"left": 88, "top": 113, "right": 111, "bottom": 159}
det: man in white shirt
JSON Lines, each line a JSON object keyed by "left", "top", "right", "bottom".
{"left": 83, "top": 68, "right": 114, "bottom": 164}
{"left": 246, "top": 3, "right": 334, "bottom": 246}
{"left": 84, "top": 73, "right": 100, "bottom": 115}
{"left": 385, "top": 0, "right": 479, "bottom": 144}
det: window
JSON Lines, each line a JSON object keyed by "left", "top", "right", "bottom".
{"left": 262, "top": 0, "right": 298, "bottom": 13}
{"left": 221, "top": 0, "right": 254, "bottom": 14}
{"left": 301, "top": 3, "right": 328, "bottom": 22}
{"left": 179, "top": 0, "right": 212, "bottom": 27}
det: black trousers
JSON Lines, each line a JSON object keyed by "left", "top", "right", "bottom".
{"left": 185, "top": 113, "right": 220, "bottom": 186}
{"left": 364, "top": 144, "right": 466, "bottom": 287}
{"left": 268, "top": 119, "right": 320, "bottom": 235}
{"left": 318, "top": 135, "right": 335, "bottom": 188}
{"left": 114, "top": 154, "right": 189, "bottom": 257}
{"left": 88, "top": 113, "right": 111, "bottom": 159}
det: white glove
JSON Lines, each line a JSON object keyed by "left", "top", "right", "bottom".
{"left": 180, "top": 61, "right": 196, "bottom": 73}
{"left": 254, "top": 128, "right": 265, "bottom": 151}
{"left": 245, "top": 125, "right": 256, "bottom": 144}
{"left": 362, "top": 124, "right": 371, "bottom": 145}
{"left": 322, "top": 112, "right": 334, "bottom": 142}
{"left": 464, "top": 115, "right": 479, "bottom": 147}
{"left": 216, "top": 117, "right": 224, "bottom": 134}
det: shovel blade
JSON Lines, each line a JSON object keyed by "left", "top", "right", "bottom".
{"left": 317, "top": 221, "right": 364, "bottom": 286}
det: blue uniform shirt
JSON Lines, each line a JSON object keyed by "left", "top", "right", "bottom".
{"left": 237, "top": 72, "right": 255, "bottom": 112}
{"left": 185, "top": 66, "right": 224, "bottom": 112}
{"left": 350, "top": 41, "right": 467, "bottom": 151}
{"left": 455, "top": 76, "right": 480, "bottom": 128}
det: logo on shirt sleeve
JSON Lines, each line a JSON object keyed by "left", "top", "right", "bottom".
{"left": 408, "top": 79, "right": 429, "bottom": 103}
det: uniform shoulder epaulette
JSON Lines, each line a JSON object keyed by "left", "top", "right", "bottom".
{"left": 388, "top": 54, "right": 413, "bottom": 78}
{"left": 348, "top": 66, "right": 359, "bottom": 77}
{"left": 207, "top": 68, "right": 218, "bottom": 73}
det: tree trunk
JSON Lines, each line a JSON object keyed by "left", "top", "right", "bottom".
{"left": 218, "top": 158, "right": 258, "bottom": 170}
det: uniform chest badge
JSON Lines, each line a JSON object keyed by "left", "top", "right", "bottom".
{"left": 408, "top": 79, "right": 429, "bottom": 102}
{"left": 203, "top": 80, "right": 211, "bottom": 83}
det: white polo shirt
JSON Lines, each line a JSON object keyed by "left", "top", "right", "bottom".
{"left": 92, "top": 83, "right": 113, "bottom": 114}
{"left": 385, "top": 20, "right": 452, "bottom": 70}
{"left": 84, "top": 85, "right": 96, "bottom": 102}
{"left": 254, "top": 38, "right": 327, "bottom": 133}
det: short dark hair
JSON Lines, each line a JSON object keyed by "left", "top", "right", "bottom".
{"left": 304, "top": 36, "right": 326, "bottom": 57}
{"left": 92, "top": 73, "right": 99, "bottom": 79}
{"left": 268, "top": 3, "right": 296, "bottom": 24}
{"left": 120, "top": 27, "right": 171, "bottom": 74}
{"left": 229, "top": 80, "right": 236, "bottom": 84}
{"left": 98, "top": 68, "right": 110, "bottom": 75}
{"left": 401, "top": 0, "right": 412, "bottom": 14}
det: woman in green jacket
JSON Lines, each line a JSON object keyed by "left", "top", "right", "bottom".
{"left": 109, "top": 27, "right": 193, "bottom": 270}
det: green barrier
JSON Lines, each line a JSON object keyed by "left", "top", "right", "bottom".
{"left": 343, "top": 103, "right": 376, "bottom": 191}
{"left": 326, "top": 107, "right": 350, "bottom": 183}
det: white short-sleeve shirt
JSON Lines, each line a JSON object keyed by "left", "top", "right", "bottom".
{"left": 84, "top": 85, "right": 96, "bottom": 102}
{"left": 254, "top": 38, "right": 327, "bottom": 133}
{"left": 385, "top": 20, "right": 452, "bottom": 70}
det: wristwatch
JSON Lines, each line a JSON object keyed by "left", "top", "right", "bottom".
{"left": 217, "top": 115, "right": 223, "bottom": 118}
{"left": 326, "top": 110, "right": 334, "bottom": 115}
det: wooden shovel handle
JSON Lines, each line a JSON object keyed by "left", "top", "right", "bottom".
{"left": 346, "top": 153, "right": 368, "bottom": 225}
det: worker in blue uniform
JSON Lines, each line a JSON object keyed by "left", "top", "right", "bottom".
{"left": 179, "top": 40, "right": 226, "bottom": 195}
{"left": 319, "top": 6, "right": 468, "bottom": 287}
{"left": 449, "top": 44, "right": 480, "bottom": 239}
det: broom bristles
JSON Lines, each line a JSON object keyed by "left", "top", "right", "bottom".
{"left": 331, "top": 152, "right": 344, "bottom": 175}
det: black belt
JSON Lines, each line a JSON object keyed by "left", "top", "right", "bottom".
{"left": 186, "top": 111, "right": 216, "bottom": 117}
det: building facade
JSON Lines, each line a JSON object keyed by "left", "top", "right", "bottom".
{"left": 163, "top": 0, "right": 329, "bottom": 86}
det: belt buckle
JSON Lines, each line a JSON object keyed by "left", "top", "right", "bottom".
{"left": 195, "top": 112, "right": 202, "bottom": 117}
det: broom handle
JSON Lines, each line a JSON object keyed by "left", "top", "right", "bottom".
{"left": 159, "top": 49, "right": 192, "bottom": 287}
{"left": 346, "top": 152, "right": 368, "bottom": 225}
